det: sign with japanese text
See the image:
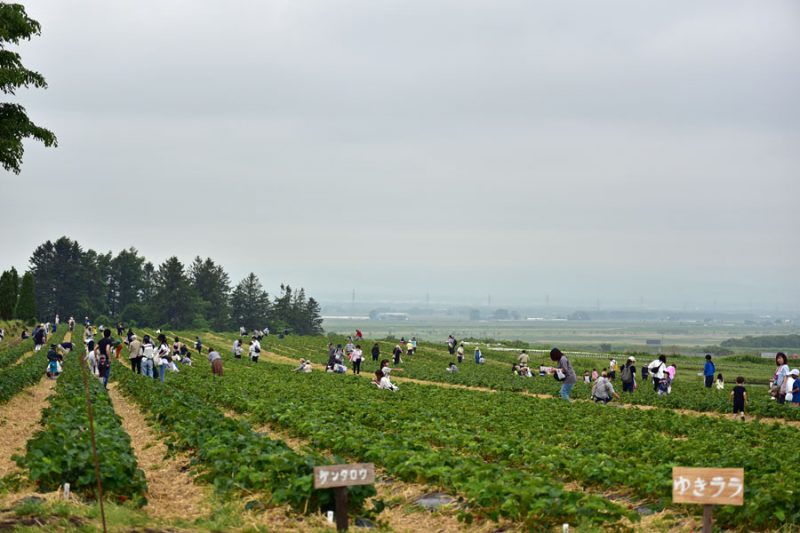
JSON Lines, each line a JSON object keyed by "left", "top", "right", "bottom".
{"left": 314, "top": 463, "right": 375, "bottom": 489}
{"left": 672, "top": 467, "right": 744, "bottom": 506}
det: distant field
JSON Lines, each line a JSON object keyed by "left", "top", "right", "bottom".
{"left": 322, "top": 318, "right": 800, "bottom": 353}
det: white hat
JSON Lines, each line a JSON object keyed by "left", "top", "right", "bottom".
{"left": 790, "top": 368, "right": 800, "bottom": 376}
{"left": 628, "top": 356, "right": 636, "bottom": 362}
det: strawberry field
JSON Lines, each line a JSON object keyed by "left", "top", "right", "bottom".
{"left": 1, "top": 326, "right": 799, "bottom": 531}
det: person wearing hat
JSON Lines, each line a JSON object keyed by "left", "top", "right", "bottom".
{"left": 786, "top": 368, "right": 800, "bottom": 403}
{"left": 620, "top": 356, "right": 636, "bottom": 393}
{"left": 790, "top": 369, "right": 800, "bottom": 406}
{"left": 46, "top": 343, "right": 63, "bottom": 378}
{"left": 128, "top": 334, "right": 142, "bottom": 374}
{"left": 294, "top": 358, "right": 312, "bottom": 373}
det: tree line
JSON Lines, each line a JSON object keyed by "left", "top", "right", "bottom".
{"left": 0, "top": 236, "right": 323, "bottom": 334}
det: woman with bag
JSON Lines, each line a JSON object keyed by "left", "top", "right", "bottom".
{"left": 350, "top": 344, "right": 363, "bottom": 375}
{"left": 548, "top": 348, "right": 577, "bottom": 401}
{"left": 140, "top": 335, "right": 155, "bottom": 378}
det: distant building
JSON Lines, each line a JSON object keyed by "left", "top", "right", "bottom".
{"left": 373, "top": 312, "right": 409, "bottom": 321}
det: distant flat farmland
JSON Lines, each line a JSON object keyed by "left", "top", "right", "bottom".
{"left": 322, "top": 318, "right": 799, "bottom": 351}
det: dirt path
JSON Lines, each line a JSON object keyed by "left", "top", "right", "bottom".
{"left": 0, "top": 331, "right": 71, "bottom": 477}
{"left": 106, "top": 382, "right": 211, "bottom": 521}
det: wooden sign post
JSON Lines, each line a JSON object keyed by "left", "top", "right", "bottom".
{"left": 314, "top": 463, "right": 375, "bottom": 531}
{"left": 672, "top": 467, "right": 744, "bottom": 533}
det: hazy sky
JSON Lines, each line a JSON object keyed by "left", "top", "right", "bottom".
{"left": 2, "top": 1, "right": 798, "bottom": 310}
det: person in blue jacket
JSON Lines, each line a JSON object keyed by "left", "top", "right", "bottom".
{"left": 704, "top": 354, "right": 716, "bottom": 388}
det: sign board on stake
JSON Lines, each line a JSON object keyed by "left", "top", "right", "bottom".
{"left": 673, "top": 467, "right": 744, "bottom": 533}
{"left": 313, "top": 463, "right": 375, "bottom": 489}
{"left": 313, "top": 463, "right": 375, "bottom": 532}
{"left": 672, "top": 467, "right": 744, "bottom": 506}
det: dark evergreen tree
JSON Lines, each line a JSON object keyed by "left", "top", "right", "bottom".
{"left": 29, "top": 237, "right": 83, "bottom": 319}
{"left": 110, "top": 247, "right": 145, "bottom": 316}
{"left": 9, "top": 266, "right": 19, "bottom": 310}
{"left": 303, "top": 297, "right": 324, "bottom": 335}
{"left": 0, "top": 269, "right": 16, "bottom": 319}
{"left": 189, "top": 256, "right": 231, "bottom": 331}
{"left": 150, "top": 257, "right": 201, "bottom": 329}
{"left": 14, "top": 271, "right": 35, "bottom": 322}
{"left": 230, "top": 273, "right": 270, "bottom": 331}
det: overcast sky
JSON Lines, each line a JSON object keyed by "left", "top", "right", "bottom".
{"left": 1, "top": 0, "right": 798, "bottom": 310}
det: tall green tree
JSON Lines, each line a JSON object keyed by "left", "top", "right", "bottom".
{"left": 8, "top": 266, "right": 18, "bottom": 308}
{"left": 14, "top": 270, "right": 35, "bottom": 322}
{"left": 110, "top": 247, "right": 144, "bottom": 316}
{"left": 0, "top": 269, "right": 16, "bottom": 319}
{"left": 0, "top": 3, "right": 57, "bottom": 174}
{"left": 150, "top": 257, "right": 201, "bottom": 329}
{"left": 189, "top": 256, "right": 231, "bottom": 331}
{"left": 29, "top": 237, "right": 84, "bottom": 320}
{"left": 230, "top": 273, "right": 270, "bottom": 331}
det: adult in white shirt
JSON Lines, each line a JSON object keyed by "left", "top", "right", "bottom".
{"left": 647, "top": 356, "right": 667, "bottom": 392}
{"left": 249, "top": 337, "right": 261, "bottom": 362}
{"left": 141, "top": 335, "right": 156, "bottom": 378}
{"left": 232, "top": 339, "right": 243, "bottom": 358}
{"left": 350, "top": 345, "right": 364, "bottom": 375}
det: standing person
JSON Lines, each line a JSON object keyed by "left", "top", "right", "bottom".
{"left": 446, "top": 335, "right": 456, "bottom": 355}
{"left": 371, "top": 343, "right": 380, "bottom": 362}
{"left": 232, "top": 338, "right": 243, "bottom": 358}
{"left": 608, "top": 357, "right": 617, "bottom": 380}
{"left": 128, "top": 334, "right": 142, "bottom": 374}
{"left": 156, "top": 334, "right": 171, "bottom": 382}
{"left": 772, "top": 352, "right": 790, "bottom": 404}
{"left": 85, "top": 341, "right": 98, "bottom": 376}
{"left": 33, "top": 324, "right": 46, "bottom": 352}
{"left": 456, "top": 343, "right": 465, "bottom": 364}
{"left": 790, "top": 370, "right": 800, "bottom": 407}
{"left": 173, "top": 337, "right": 183, "bottom": 358}
{"left": 97, "top": 329, "right": 114, "bottom": 372}
{"left": 410, "top": 336, "right": 417, "bottom": 354}
{"left": 664, "top": 363, "right": 677, "bottom": 394}
{"left": 126, "top": 328, "right": 134, "bottom": 343}
{"left": 249, "top": 336, "right": 261, "bottom": 363}
{"left": 716, "top": 373, "right": 725, "bottom": 390}
{"left": 351, "top": 344, "right": 363, "bottom": 375}
{"left": 731, "top": 376, "right": 747, "bottom": 420}
{"left": 97, "top": 349, "right": 111, "bottom": 389}
{"left": 116, "top": 322, "right": 124, "bottom": 336}
{"left": 620, "top": 356, "right": 636, "bottom": 393}
{"left": 647, "top": 355, "right": 667, "bottom": 392}
{"left": 68, "top": 316, "right": 75, "bottom": 331}
{"left": 784, "top": 368, "right": 798, "bottom": 403}
{"left": 548, "top": 348, "right": 577, "bottom": 401}
{"left": 239, "top": 325, "right": 246, "bottom": 336}
{"left": 474, "top": 346, "right": 482, "bottom": 364}
{"left": 703, "top": 354, "right": 716, "bottom": 388}
{"left": 345, "top": 340, "right": 355, "bottom": 358}
{"left": 518, "top": 350, "right": 529, "bottom": 368}
{"left": 392, "top": 344, "right": 403, "bottom": 365}
{"left": 208, "top": 347, "right": 223, "bottom": 377}
{"left": 194, "top": 336, "right": 203, "bottom": 356}
{"left": 141, "top": 335, "right": 155, "bottom": 378}
{"left": 84, "top": 316, "right": 90, "bottom": 327}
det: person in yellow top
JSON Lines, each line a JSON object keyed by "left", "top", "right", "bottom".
{"left": 456, "top": 343, "right": 465, "bottom": 363}
{"left": 518, "top": 350, "right": 529, "bottom": 367}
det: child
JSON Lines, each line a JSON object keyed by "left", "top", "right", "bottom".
{"left": 791, "top": 370, "right": 800, "bottom": 406}
{"left": 786, "top": 369, "right": 799, "bottom": 403}
{"left": 583, "top": 371, "right": 591, "bottom": 384}
{"left": 731, "top": 376, "right": 747, "bottom": 421}
{"left": 716, "top": 373, "right": 724, "bottom": 390}
{"left": 591, "top": 368, "right": 598, "bottom": 382}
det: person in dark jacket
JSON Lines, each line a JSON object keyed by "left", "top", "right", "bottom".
{"left": 371, "top": 343, "right": 380, "bottom": 362}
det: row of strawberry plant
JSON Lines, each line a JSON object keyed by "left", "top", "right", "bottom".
{"left": 0, "top": 328, "right": 66, "bottom": 404}
{"left": 240, "top": 332, "right": 800, "bottom": 420}
{"left": 0, "top": 337, "right": 35, "bottom": 369}
{"left": 14, "top": 327, "right": 148, "bottom": 504}
{"left": 178, "top": 354, "right": 799, "bottom": 530}
{"left": 170, "top": 354, "right": 635, "bottom": 530}
{"left": 111, "top": 358, "right": 376, "bottom": 515}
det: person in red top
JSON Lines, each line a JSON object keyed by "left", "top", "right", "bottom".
{"left": 355, "top": 329, "right": 363, "bottom": 340}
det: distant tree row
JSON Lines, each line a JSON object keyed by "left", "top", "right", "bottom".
{"left": 0, "top": 236, "right": 323, "bottom": 334}
{"left": 720, "top": 334, "right": 800, "bottom": 349}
